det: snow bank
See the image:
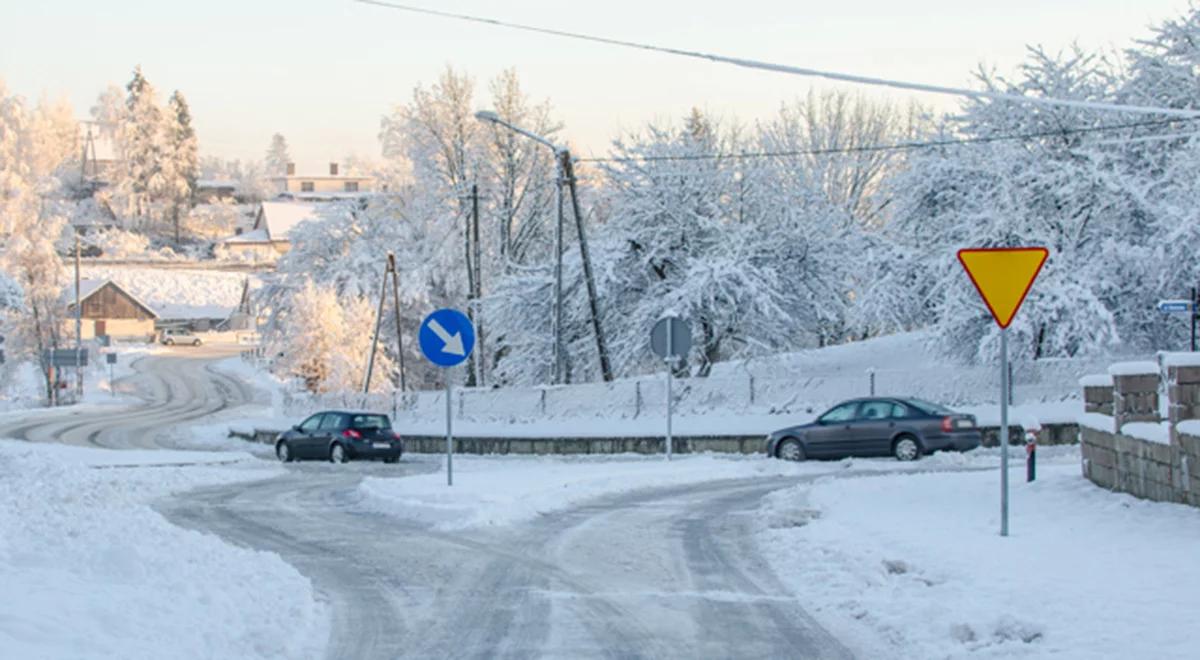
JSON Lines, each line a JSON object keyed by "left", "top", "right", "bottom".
{"left": 1177, "top": 420, "right": 1200, "bottom": 437}
{"left": 756, "top": 463, "right": 1200, "bottom": 659}
{"left": 0, "top": 440, "right": 328, "bottom": 659}
{"left": 1078, "top": 373, "right": 1113, "bottom": 388}
{"left": 1121, "top": 421, "right": 1172, "bottom": 445}
{"left": 359, "top": 448, "right": 1078, "bottom": 531}
{"left": 1078, "top": 412, "right": 1116, "bottom": 433}
{"left": 1107, "top": 361, "right": 1159, "bottom": 376}
{"left": 1160, "top": 352, "right": 1200, "bottom": 368}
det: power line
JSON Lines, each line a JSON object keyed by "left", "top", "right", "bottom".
{"left": 574, "top": 116, "right": 1200, "bottom": 164}
{"left": 353, "top": 0, "right": 1200, "bottom": 119}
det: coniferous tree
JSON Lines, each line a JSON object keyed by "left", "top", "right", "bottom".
{"left": 165, "top": 90, "right": 198, "bottom": 245}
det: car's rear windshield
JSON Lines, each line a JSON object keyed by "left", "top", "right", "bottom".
{"left": 350, "top": 414, "right": 391, "bottom": 430}
{"left": 903, "top": 398, "right": 954, "bottom": 415}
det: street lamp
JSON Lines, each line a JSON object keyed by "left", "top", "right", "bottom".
{"left": 474, "top": 110, "right": 614, "bottom": 384}
{"left": 474, "top": 110, "right": 567, "bottom": 384}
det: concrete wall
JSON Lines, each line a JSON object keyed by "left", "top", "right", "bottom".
{"left": 1081, "top": 426, "right": 1199, "bottom": 507}
{"left": 1080, "top": 359, "right": 1200, "bottom": 509}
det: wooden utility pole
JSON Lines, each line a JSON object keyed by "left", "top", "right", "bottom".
{"left": 388, "top": 253, "right": 407, "bottom": 391}
{"left": 560, "top": 151, "right": 613, "bottom": 382}
{"left": 363, "top": 260, "right": 389, "bottom": 394}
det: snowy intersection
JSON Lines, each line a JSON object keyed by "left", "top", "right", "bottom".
{"left": 5, "top": 421, "right": 1198, "bottom": 658}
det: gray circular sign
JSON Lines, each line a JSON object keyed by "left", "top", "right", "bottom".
{"left": 650, "top": 316, "right": 692, "bottom": 360}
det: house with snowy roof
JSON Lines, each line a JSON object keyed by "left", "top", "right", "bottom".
{"left": 63, "top": 279, "right": 158, "bottom": 341}
{"left": 221, "top": 201, "right": 322, "bottom": 261}
{"left": 271, "top": 162, "right": 375, "bottom": 202}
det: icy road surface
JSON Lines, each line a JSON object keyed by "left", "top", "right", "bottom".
{"left": 162, "top": 464, "right": 853, "bottom": 659}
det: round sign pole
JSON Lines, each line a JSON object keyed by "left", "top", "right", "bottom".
{"left": 1000, "top": 327, "right": 1009, "bottom": 537}
{"left": 666, "top": 318, "right": 673, "bottom": 462}
{"left": 446, "top": 375, "right": 453, "bottom": 486}
{"left": 418, "top": 308, "right": 475, "bottom": 488}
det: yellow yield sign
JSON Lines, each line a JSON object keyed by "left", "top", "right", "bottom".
{"left": 957, "top": 247, "right": 1049, "bottom": 329}
{"left": 956, "top": 245, "right": 1048, "bottom": 539}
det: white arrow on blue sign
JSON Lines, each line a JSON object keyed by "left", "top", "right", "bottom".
{"left": 419, "top": 308, "right": 476, "bottom": 368}
{"left": 1158, "top": 300, "right": 1195, "bottom": 314}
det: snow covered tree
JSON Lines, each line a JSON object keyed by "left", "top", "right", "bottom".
{"left": 120, "top": 66, "right": 167, "bottom": 228}
{"left": 164, "top": 90, "right": 198, "bottom": 245}
{"left": 265, "top": 278, "right": 395, "bottom": 393}
{"left": 264, "top": 133, "right": 291, "bottom": 177}
{"left": 0, "top": 218, "right": 68, "bottom": 401}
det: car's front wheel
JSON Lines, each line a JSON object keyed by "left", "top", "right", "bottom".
{"left": 777, "top": 438, "right": 806, "bottom": 461}
{"left": 193, "top": 339, "right": 201, "bottom": 346}
{"left": 893, "top": 435, "right": 922, "bottom": 461}
{"left": 276, "top": 441, "right": 293, "bottom": 463}
{"left": 329, "top": 443, "right": 348, "bottom": 464}
{"left": 164, "top": 338, "right": 174, "bottom": 346}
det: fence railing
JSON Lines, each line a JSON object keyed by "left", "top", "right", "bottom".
{"left": 280, "top": 356, "right": 1116, "bottom": 426}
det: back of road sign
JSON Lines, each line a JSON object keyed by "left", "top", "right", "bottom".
{"left": 651, "top": 316, "right": 691, "bottom": 360}
{"left": 419, "top": 309, "right": 475, "bottom": 368}
{"left": 957, "top": 248, "right": 1048, "bottom": 329}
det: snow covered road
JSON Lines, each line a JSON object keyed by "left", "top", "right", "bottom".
{"left": 0, "top": 346, "right": 260, "bottom": 449}
{"left": 161, "top": 463, "right": 853, "bottom": 659}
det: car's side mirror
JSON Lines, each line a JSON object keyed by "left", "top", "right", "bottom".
{"left": 292, "top": 425, "right": 301, "bottom": 432}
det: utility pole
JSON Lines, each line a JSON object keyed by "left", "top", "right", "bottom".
{"left": 553, "top": 163, "right": 565, "bottom": 384}
{"left": 363, "top": 259, "right": 389, "bottom": 394}
{"left": 560, "top": 151, "right": 614, "bottom": 382}
{"left": 388, "top": 253, "right": 407, "bottom": 392}
{"left": 463, "top": 186, "right": 478, "bottom": 388}
{"left": 472, "top": 184, "right": 484, "bottom": 387}
{"left": 75, "top": 234, "right": 83, "bottom": 399}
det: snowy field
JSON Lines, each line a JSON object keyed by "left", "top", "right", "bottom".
{"left": 0, "top": 440, "right": 328, "bottom": 660}
{"left": 757, "top": 459, "right": 1200, "bottom": 659}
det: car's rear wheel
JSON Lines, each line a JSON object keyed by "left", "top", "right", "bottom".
{"left": 329, "top": 443, "right": 348, "bottom": 464}
{"left": 276, "top": 441, "right": 293, "bottom": 463}
{"left": 777, "top": 438, "right": 806, "bottom": 461}
{"left": 893, "top": 435, "right": 922, "bottom": 461}
{"left": 164, "top": 338, "right": 174, "bottom": 346}
{"left": 193, "top": 339, "right": 201, "bottom": 346}
{"left": 383, "top": 456, "right": 399, "bottom": 464}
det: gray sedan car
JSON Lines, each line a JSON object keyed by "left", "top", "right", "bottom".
{"left": 766, "top": 397, "right": 981, "bottom": 461}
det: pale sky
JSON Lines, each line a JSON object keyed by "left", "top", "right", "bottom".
{"left": 0, "top": 0, "right": 1189, "bottom": 171}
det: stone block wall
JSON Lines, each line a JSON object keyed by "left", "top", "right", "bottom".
{"left": 1082, "top": 357, "right": 1200, "bottom": 508}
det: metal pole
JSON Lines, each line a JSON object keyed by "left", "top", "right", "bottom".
{"left": 75, "top": 235, "right": 82, "bottom": 398}
{"left": 388, "top": 253, "right": 407, "bottom": 391}
{"left": 553, "top": 164, "right": 565, "bottom": 384}
{"left": 666, "top": 318, "right": 673, "bottom": 461}
{"left": 1192, "top": 287, "right": 1197, "bottom": 352}
{"left": 446, "top": 376, "right": 454, "bottom": 486}
{"left": 472, "top": 185, "right": 483, "bottom": 387}
{"left": 109, "top": 361, "right": 114, "bottom": 397}
{"left": 363, "top": 261, "right": 388, "bottom": 393}
{"left": 1000, "top": 327, "right": 1010, "bottom": 537}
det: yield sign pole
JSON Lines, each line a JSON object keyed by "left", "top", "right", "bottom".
{"left": 957, "top": 247, "right": 1049, "bottom": 538}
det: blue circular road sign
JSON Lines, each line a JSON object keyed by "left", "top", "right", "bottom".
{"left": 419, "top": 308, "right": 476, "bottom": 368}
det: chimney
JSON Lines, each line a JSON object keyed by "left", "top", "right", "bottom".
{"left": 329, "top": 162, "right": 339, "bottom": 176}
{"left": 286, "top": 162, "right": 295, "bottom": 176}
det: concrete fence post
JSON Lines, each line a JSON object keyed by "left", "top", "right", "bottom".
{"left": 1163, "top": 353, "right": 1200, "bottom": 448}
{"left": 1080, "top": 374, "right": 1114, "bottom": 416}
{"left": 1109, "top": 361, "right": 1162, "bottom": 433}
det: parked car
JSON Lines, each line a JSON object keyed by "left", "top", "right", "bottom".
{"left": 765, "top": 397, "right": 980, "bottom": 461}
{"left": 276, "top": 410, "right": 403, "bottom": 464}
{"left": 160, "top": 328, "right": 202, "bottom": 346}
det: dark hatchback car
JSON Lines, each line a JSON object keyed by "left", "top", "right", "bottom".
{"left": 276, "top": 410, "right": 403, "bottom": 464}
{"left": 766, "top": 397, "right": 980, "bottom": 461}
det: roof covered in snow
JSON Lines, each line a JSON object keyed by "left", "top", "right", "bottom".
{"left": 254, "top": 202, "right": 321, "bottom": 242}
{"left": 64, "top": 279, "right": 159, "bottom": 319}
{"left": 223, "top": 228, "right": 270, "bottom": 244}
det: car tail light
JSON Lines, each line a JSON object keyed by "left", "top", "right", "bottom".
{"left": 941, "top": 416, "right": 954, "bottom": 433}
{"left": 391, "top": 431, "right": 402, "bottom": 441}
{"left": 342, "top": 429, "right": 362, "bottom": 440}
